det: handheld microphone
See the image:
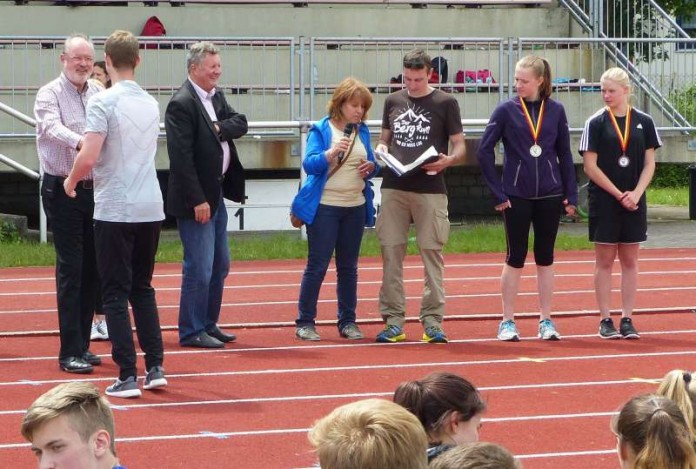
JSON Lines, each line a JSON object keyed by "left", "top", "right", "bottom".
{"left": 337, "top": 123, "right": 354, "bottom": 163}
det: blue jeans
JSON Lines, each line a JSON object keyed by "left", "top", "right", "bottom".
{"left": 176, "top": 193, "right": 230, "bottom": 342}
{"left": 296, "top": 203, "right": 365, "bottom": 331}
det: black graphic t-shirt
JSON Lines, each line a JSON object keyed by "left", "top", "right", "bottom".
{"left": 381, "top": 89, "right": 463, "bottom": 193}
{"left": 579, "top": 107, "right": 661, "bottom": 216}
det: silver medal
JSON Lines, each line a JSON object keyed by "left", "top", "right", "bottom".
{"left": 530, "top": 144, "right": 542, "bottom": 158}
{"left": 618, "top": 155, "right": 629, "bottom": 168}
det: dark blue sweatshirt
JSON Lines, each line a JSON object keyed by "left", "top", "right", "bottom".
{"left": 477, "top": 97, "right": 578, "bottom": 206}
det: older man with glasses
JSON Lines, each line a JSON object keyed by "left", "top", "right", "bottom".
{"left": 34, "top": 33, "right": 102, "bottom": 374}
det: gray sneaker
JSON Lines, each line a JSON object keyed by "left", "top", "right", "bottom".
{"left": 143, "top": 366, "right": 168, "bottom": 390}
{"left": 105, "top": 376, "right": 141, "bottom": 399}
{"left": 340, "top": 323, "right": 364, "bottom": 340}
{"left": 90, "top": 320, "right": 108, "bottom": 341}
{"left": 296, "top": 326, "right": 320, "bottom": 341}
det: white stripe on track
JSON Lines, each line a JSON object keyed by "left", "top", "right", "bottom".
{"left": 0, "top": 378, "right": 648, "bottom": 416}
{"left": 516, "top": 448, "right": 615, "bottom": 459}
{"left": 1, "top": 255, "right": 695, "bottom": 282}
{"left": 2, "top": 286, "right": 696, "bottom": 316}
{"left": 0, "top": 427, "right": 311, "bottom": 449}
{"left": 2, "top": 328, "right": 696, "bottom": 364}
{"left": 0, "top": 341, "right": 694, "bottom": 388}
{"left": 0, "top": 438, "right": 618, "bottom": 462}
{"left": 4, "top": 269, "right": 696, "bottom": 297}
{"left": 0, "top": 423, "right": 620, "bottom": 460}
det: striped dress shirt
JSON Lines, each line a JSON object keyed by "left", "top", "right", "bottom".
{"left": 34, "top": 72, "right": 100, "bottom": 179}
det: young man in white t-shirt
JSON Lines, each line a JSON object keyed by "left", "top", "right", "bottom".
{"left": 64, "top": 30, "right": 166, "bottom": 399}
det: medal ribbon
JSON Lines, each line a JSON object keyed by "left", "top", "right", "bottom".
{"left": 519, "top": 99, "right": 545, "bottom": 145}
{"left": 607, "top": 106, "right": 631, "bottom": 155}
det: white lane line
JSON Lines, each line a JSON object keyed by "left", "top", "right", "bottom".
{"left": 0, "top": 378, "right": 648, "bottom": 415}
{"left": 0, "top": 438, "right": 618, "bottom": 462}
{"left": 1, "top": 286, "right": 695, "bottom": 315}
{"left": 516, "top": 449, "right": 615, "bottom": 459}
{"left": 2, "top": 329, "right": 696, "bottom": 363}
{"left": 1, "top": 255, "right": 695, "bottom": 282}
{"left": 0, "top": 414, "right": 619, "bottom": 453}
{"left": 0, "top": 427, "right": 311, "bottom": 449}
{"left": 3, "top": 269, "right": 696, "bottom": 296}
{"left": 0, "top": 345, "right": 694, "bottom": 387}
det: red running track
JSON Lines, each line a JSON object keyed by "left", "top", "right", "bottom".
{"left": 1, "top": 248, "right": 695, "bottom": 468}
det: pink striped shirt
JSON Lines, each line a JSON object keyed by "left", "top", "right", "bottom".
{"left": 34, "top": 73, "right": 100, "bottom": 179}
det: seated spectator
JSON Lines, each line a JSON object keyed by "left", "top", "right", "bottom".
{"left": 308, "top": 398, "right": 428, "bottom": 469}
{"left": 393, "top": 372, "right": 486, "bottom": 462}
{"left": 428, "top": 442, "right": 521, "bottom": 469}
{"left": 20, "top": 382, "right": 124, "bottom": 469}
{"left": 613, "top": 393, "right": 696, "bottom": 469}
{"left": 657, "top": 369, "right": 696, "bottom": 436}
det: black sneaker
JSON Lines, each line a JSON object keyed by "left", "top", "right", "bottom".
{"left": 620, "top": 317, "right": 640, "bottom": 339}
{"left": 599, "top": 318, "right": 621, "bottom": 339}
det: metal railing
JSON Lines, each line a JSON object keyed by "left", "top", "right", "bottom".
{"left": 558, "top": 0, "right": 694, "bottom": 129}
{"left": 515, "top": 37, "right": 696, "bottom": 130}
{"left": 308, "top": 37, "right": 506, "bottom": 121}
{"left": 0, "top": 35, "right": 298, "bottom": 135}
{"left": 560, "top": 0, "right": 691, "bottom": 40}
{"left": 1, "top": 34, "right": 694, "bottom": 134}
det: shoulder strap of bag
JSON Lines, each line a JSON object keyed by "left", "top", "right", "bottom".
{"left": 327, "top": 127, "right": 358, "bottom": 180}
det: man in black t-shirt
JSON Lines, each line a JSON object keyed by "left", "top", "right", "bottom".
{"left": 374, "top": 49, "right": 465, "bottom": 344}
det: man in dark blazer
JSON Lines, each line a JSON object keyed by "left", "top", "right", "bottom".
{"left": 165, "top": 41, "right": 248, "bottom": 349}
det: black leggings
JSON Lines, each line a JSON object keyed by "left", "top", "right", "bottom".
{"left": 503, "top": 195, "right": 564, "bottom": 268}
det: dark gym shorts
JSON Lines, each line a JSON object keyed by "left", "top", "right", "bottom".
{"left": 589, "top": 209, "right": 647, "bottom": 244}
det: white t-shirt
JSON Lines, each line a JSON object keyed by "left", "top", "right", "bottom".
{"left": 85, "top": 80, "right": 164, "bottom": 223}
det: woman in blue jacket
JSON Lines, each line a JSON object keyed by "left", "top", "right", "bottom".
{"left": 291, "top": 77, "right": 379, "bottom": 341}
{"left": 477, "top": 55, "right": 577, "bottom": 342}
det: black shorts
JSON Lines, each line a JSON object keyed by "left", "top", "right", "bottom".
{"left": 589, "top": 209, "right": 647, "bottom": 244}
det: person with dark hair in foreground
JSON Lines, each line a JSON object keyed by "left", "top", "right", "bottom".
{"left": 613, "top": 394, "right": 696, "bottom": 469}
{"left": 393, "top": 372, "right": 486, "bottom": 462}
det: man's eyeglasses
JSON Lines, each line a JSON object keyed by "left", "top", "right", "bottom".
{"left": 66, "top": 55, "right": 95, "bottom": 64}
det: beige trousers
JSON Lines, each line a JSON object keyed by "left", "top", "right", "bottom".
{"left": 376, "top": 189, "right": 450, "bottom": 329}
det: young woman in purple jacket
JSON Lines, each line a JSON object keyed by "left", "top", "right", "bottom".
{"left": 477, "top": 55, "right": 578, "bottom": 342}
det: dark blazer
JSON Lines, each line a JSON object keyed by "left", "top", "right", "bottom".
{"left": 165, "top": 79, "right": 248, "bottom": 218}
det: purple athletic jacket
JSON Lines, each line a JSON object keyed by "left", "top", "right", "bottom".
{"left": 477, "top": 97, "right": 578, "bottom": 206}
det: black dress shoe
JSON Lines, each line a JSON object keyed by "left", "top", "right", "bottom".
{"left": 59, "top": 357, "right": 93, "bottom": 374}
{"left": 180, "top": 331, "right": 224, "bottom": 349}
{"left": 82, "top": 350, "right": 102, "bottom": 366}
{"left": 207, "top": 325, "right": 236, "bottom": 343}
